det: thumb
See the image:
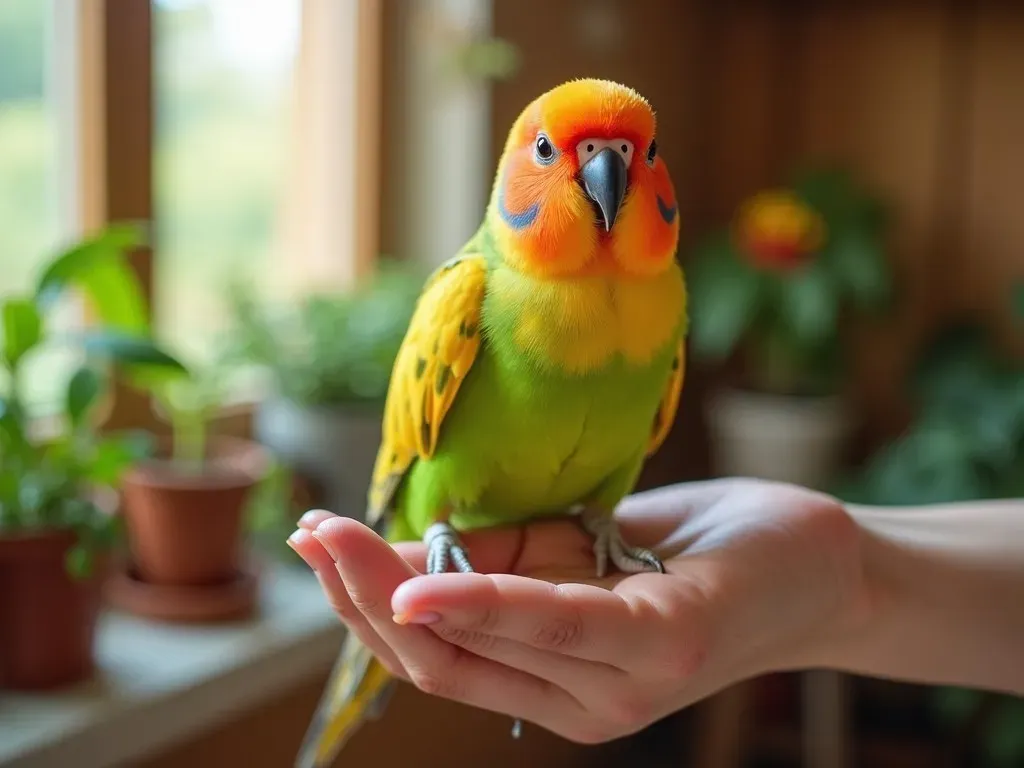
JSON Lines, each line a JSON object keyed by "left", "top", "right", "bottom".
{"left": 615, "top": 479, "right": 735, "bottom": 549}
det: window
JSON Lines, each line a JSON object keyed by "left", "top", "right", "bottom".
{"left": 0, "top": 0, "right": 83, "bottom": 413}
{"left": 153, "top": 0, "right": 300, "bottom": 382}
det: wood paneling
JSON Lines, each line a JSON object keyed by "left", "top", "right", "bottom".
{"left": 960, "top": 4, "right": 1024, "bottom": 353}
{"left": 792, "top": 1, "right": 963, "bottom": 443}
{"left": 700, "top": 2, "right": 797, "bottom": 221}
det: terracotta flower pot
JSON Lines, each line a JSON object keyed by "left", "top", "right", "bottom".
{"left": 0, "top": 528, "right": 108, "bottom": 690}
{"left": 121, "top": 436, "right": 268, "bottom": 587}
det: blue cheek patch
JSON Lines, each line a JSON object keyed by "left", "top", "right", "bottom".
{"left": 657, "top": 194, "right": 677, "bottom": 224}
{"left": 498, "top": 177, "right": 540, "bottom": 231}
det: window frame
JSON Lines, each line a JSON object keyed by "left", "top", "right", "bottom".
{"left": 77, "top": 0, "right": 385, "bottom": 436}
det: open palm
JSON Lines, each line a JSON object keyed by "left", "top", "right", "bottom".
{"left": 289, "top": 478, "right": 864, "bottom": 744}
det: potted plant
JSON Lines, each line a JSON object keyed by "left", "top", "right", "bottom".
{"left": 107, "top": 354, "right": 270, "bottom": 623}
{"left": 837, "top": 285, "right": 1024, "bottom": 767}
{"left": 688, "top": 166, "right": 893, "bottom": 489}
{"left": 0, "top": 224, "right": 183, "bottom": 690}
{"left": 229, "top": 261, "right": 423, "bottom": 519}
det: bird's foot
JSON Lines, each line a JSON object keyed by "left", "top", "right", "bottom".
{"left": 579, "top": 506, "right": 665, "bottom": 579}
{"left": 424, "top": 522, "right": 475, "bottom": 574}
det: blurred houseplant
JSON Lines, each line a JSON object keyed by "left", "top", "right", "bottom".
{"left": 839, "top": 318, "right": 1024, "bottom": 506}
{"left": 837, "top": 286, "right": 1024, "bottom": 767}
{"left": 689, "top": 167, "right": 892, "bottom": 489}
{"left": 231, "top": 261, "right": 423, "bottom": 520}
{"left": 0, "top": 224, "right": 183, "bottom": 689}
{"left": 109, "top": 351, "right": 269, "bottom": 624}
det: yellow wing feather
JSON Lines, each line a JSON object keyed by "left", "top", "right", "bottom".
{"left": 646, "top": 336, "right": 685, "bottom": 456}
{"left": 366, "top": 254, "right": 487, "bottom": 528}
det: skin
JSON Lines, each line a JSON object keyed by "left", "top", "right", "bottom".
{"left": 289, "top": 479, "right": 1024, "bottom": 745}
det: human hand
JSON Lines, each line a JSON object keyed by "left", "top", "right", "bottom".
{"left": 287, "top": 478, "right": 868, "bottom": 744}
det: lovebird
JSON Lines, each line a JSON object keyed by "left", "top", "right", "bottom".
{"left": 295, "top": 78, "right": 686, "bottom": 767}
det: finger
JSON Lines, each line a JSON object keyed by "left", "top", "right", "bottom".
{"left": 391, "top": 572, "right": 669, "bottom": 670}
{"left": 298, "top": 509, "right": 521, "bottom": 575}
{"left": 428, "top": 623, "right": 635, "bottom": 726}
{"left": 313, "top": 517, "right": 594, "bottom": 737}
{"left": 620, "top": 478, "right": 734, "bottom": 516}
{"left": 391, "top": 541, "right": 428, "bottom": 573}
{"left": 287, "top": 528, "right": 408, "bottom": 677}
{"left": 614, "top": 480, "right": 734, "bottom": 547}
{"left": 297, "top": 508, "right": 339, "bottom": 531}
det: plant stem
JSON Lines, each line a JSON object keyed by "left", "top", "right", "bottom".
{"left": 172, "top": 406, "right": 207, "bottom": 472}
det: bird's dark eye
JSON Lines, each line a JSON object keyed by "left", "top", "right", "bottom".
{"left": 646, "top": 139, "right": 658, "bottom": 166}
{"left": 535, "top": 134, "right": 555, "bottom": 164}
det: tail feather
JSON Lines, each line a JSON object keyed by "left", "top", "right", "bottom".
{"left": 295, "top": 631, "right": 395, "bottom": 768}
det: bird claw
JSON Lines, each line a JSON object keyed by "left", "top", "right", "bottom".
{"left": 424, "top": 522, "right": 475, "bottom": 574}
{"left": 579, "top": 506, "right": 665, "bottom": 579}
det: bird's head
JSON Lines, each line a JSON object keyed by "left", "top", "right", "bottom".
{"left": 487, "top": 78, "right": 679, "bottom": 279}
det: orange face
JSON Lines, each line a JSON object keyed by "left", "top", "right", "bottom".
{"left": 488, "top": 79, "right": 679, "bottom": 279}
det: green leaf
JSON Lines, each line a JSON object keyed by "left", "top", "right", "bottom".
{"left": 66, "top": 367, "right": 104, "bottom": 428}
{"left": 687, "top": 239, "right": 763, "bottom": 362}
{"left": 861, "top": 426, "right": 986, "bottom": 505}
{"left": 0, "top": 396, "right": 25, "bottom": 446}
{"left": 81, "top": 331, "right": 188, "bottom": 374}
{"left": 86, "top": 432, "right": 156, "bottom": 485}
{"left": 0, "top": 399, "right": 31, "bottom": 473}
{"left": 931, "top": 686, "right": 985, "bottom": 724}
{"left": 35, "top": 222, "right": 150, "bottom": 334}
{"left": 1, "top": 298, "right": 43, "bottom": 368}
{"left": 791, "top": 166, "right": 854, "bottom": 217}
{"left": 830, "top": 232, "right": 890, "bottom": 311}
{"left": 65, "top": 542, "right": 93, "bottom": 580}
{"left": 79, "top": 331, "right": 190, "bottom": 400}
{"left": 778, "top": 261, "right": 837, "bottom": 348}
{"left": 80, "top": 257, "right": 149, "bottom": 332}
{"left": 985, "top": 698, "right": 1024, "bottom": 768}
{"left": 912, "top": 322, "right": 993, "bottom": 410}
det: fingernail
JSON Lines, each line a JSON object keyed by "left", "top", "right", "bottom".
{"left": 299, "top": 509, "right": 329, "bottom": 526}
{"left": 286, "top": 530, "right": 317, "bottom": 571}
{"left": 393, "top": 611, "right": 441, "bottom": 626}
{"left": 310, "top": 529, "right": 339, "bottom": 560}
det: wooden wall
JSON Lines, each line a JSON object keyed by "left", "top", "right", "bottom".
{"left": 491, "top": 0, "right": 1024, "bottom": 481}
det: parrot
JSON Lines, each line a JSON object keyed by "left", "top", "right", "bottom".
{"left": 295, "top": 77, "right": 686, "bottom": 767}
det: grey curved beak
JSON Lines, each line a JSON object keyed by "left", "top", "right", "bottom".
{"left": 579, "top": 147, "right": 628, "bottom": 232}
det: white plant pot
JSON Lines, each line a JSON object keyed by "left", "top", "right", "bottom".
{"left": 705, "top": 388, "right": 851, "bottom": 490}
{"left": 254, "top": 398, "right": 383, "bottom": 522}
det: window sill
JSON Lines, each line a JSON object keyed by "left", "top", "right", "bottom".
{"left": 0, "top": 562, "right": 343, "bottom": 768}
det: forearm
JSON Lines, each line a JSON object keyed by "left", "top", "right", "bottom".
{"left": 808, "top": 500, "right": 1024, "bottom": 694}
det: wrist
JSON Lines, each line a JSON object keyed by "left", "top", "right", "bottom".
{"left": 761, "top": 500, "right": 887, "bottom": 676}
{"left": 796, "top": 499, "right": 1024, "bottom": 694}
{"left": 802, "top": 503, "right": 891, "bottom": 671}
